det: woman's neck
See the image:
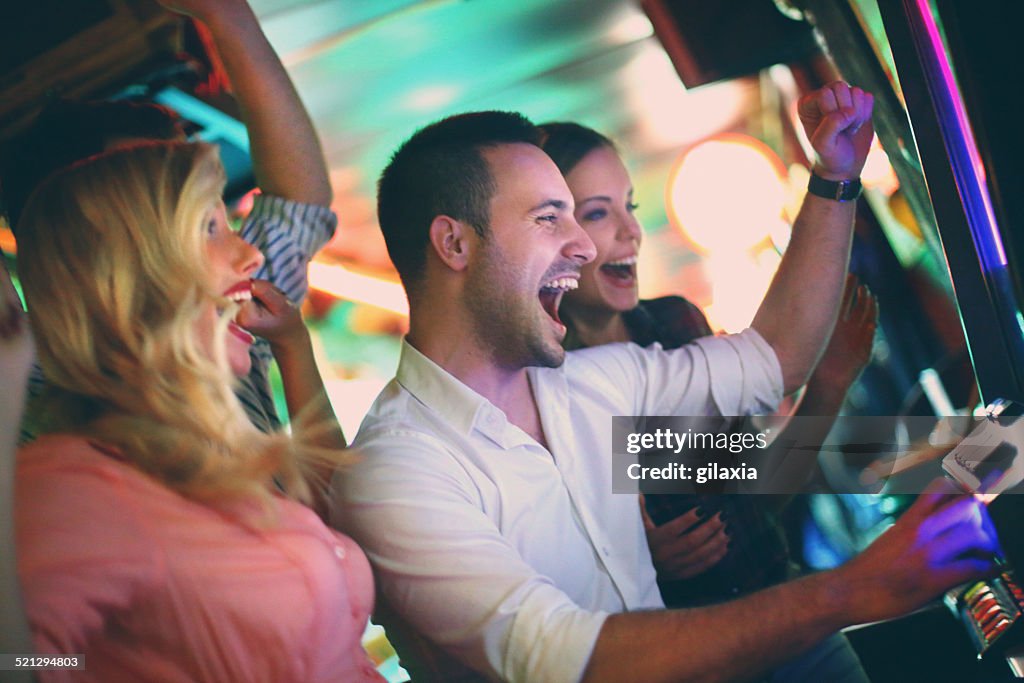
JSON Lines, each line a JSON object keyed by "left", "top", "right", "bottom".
{"left": 565, "top": 305, "right": 633, "bottom": 349}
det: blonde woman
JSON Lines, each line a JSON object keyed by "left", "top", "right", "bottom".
{"left": 12, "top": 142, "right": 384, "bottom": 682}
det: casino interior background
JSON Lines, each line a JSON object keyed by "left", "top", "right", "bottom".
{"left": 4, "top": 0, "right": 1024, "bottom": 680}
{"left": 1, "top": 0, "right": 955, "bottom": 460}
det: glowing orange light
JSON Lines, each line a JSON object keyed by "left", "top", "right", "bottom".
{"left": 308, "top": 260, "right": 409, "bottom": 316}
{"left": 861, "top": 137, "right": 900, "bottom": 195}
{"left": 666, "top": 133, "right": 788, "bottom": 254}
{"left": 702, "top": 250, "right": 781, "bottom": 333}
{"left": 0, "top": 226, "right": 16, "bottom": 254}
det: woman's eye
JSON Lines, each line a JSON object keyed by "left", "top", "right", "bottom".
{"left": 626, "top": 201, "right": 639, "bottom": 213}
{"left": 582, "top": 208, "right": 607, "bottom": 222}
{"left": 206, "top": 218, "right": 218, "bottom": 236}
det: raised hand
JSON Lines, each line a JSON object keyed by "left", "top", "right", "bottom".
{"left": 808, "top": 274, "right": 878, "bottom": 396}
{"left": 640, "top": 497, "right": 730, "bottom": 580}
{"left": 797, "top": 81, "right": 874, "bottom": 180}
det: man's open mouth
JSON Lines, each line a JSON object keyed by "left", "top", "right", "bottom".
{"left": 538, "top": 276, "right": 579, "bottom": 324}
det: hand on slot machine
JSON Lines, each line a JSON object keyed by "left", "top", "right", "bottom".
{"left": 835, "top": 477, "right": 1001, "bottom": 624}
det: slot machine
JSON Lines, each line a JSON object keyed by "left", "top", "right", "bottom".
{"left": 812, "top": 0, "right": 1024, "bottom": 676}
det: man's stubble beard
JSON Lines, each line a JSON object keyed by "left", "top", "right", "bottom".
{"left": 463, "top": 239, "right": 565, "bottom": 371}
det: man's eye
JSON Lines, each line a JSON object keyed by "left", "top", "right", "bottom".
{"left": 538, "top": 214, "right": 558, "bottom": 223}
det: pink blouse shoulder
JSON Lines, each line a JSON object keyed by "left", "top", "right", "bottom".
{"left": 17, "top": 435, "right": 384, "bottom": 682}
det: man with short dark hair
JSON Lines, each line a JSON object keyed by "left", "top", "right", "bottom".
{"left": 377, "top": 111, "right": 540, "bottom": 290}
{"left": 334, "top": 84, "right": 996, "bottom": 683}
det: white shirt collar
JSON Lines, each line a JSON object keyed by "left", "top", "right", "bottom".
{"left": 394, "top": 339, "right": 538, "bottom": 449}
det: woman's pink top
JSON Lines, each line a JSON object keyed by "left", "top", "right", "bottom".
{"left": 16, "top": 435, "right": 385, "bottom": 682}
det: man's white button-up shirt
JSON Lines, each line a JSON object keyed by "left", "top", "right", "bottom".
{"left": 333, "top": 329, "right": 783, "bottom": 683}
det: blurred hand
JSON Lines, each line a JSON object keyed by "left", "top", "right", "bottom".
{"left": 797, "top": 81, "right": 875, "bottom": 180}
{"left": 808, "top": 274, "right": 878, "bottom": 395}
{"left": 836, "top": 478, "right": 999, "bottom": 624}
{"left": 0, "top": 261, "right": 34, "bottom": 437}
{"left": 236, "top": 279, "right": 307, "bottom": 349}
{"left": 156, "top": 0, "right": 246, "bottom": 22}
{"left": 640, "top": 497, "right": 729, "bottom": 581}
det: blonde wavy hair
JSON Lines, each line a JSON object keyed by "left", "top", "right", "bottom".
{"left": 18, "top": 141, "right": 335, "bottom": 510}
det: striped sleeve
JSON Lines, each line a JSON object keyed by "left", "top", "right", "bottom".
{"left": 235, "top": 194, "right": 337, "bottom": 433}
{"left": 240, "top": 194, "right": 337, "bottom": 305}
{"left": 234, "top": 340, "right": 280, "bottom": 434}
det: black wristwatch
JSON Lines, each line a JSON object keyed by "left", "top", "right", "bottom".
{"left": 807, "top": 171, "right": 862, "bottom": 202}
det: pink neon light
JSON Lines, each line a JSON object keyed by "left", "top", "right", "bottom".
{"left": 914, "top": 0, "right": 1005, "bottom": 265}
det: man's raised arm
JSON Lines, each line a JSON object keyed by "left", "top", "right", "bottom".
{"left": 752, "top": 81, "right": 874, "bottom": 394}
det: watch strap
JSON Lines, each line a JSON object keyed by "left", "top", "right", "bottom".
{"left": 807, "top": 172, "right": 862, "bottom": 201}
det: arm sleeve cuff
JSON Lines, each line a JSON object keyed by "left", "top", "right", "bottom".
{"left": 241, "top": 194, "right": 338, "bottom": 304}
{"left": 692, "top": 327, "right": 784, "bottom": 416}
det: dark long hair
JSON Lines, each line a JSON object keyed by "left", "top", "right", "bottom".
{"left": 537, "top": 122, "right": 616, "bottom": 176}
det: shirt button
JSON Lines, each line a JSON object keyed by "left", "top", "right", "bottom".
{"left": 334, "top": 545, "right": 346, "bottom": 560}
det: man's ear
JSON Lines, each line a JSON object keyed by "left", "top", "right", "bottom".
{"left": 428, "top": 215, "right": 472, "bottom": 272}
